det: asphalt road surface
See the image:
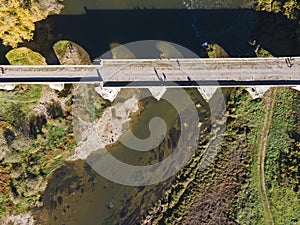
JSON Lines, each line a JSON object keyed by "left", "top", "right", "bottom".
{"left": 0, "top": 57, "right": 299, "bottom": 86}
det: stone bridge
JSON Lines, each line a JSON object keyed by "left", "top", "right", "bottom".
{"left": 0, "top": 57, "right": 299, "bottom": 101}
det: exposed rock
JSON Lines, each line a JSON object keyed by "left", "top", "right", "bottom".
{"left": 69, "top": 95, "right": 139, "bottom": 160}
{"left": 107, "top": 201, "right": 114, "bottom": 209}
{"left": 32, "top": 0, "right": 64, "bottom": 18}
{"left": 1, "top": 212, "right": 35, "bottom": 225}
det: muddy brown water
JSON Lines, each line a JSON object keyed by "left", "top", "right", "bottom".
{"left": 33, "top": 88, "right": 209, "bottom": 225}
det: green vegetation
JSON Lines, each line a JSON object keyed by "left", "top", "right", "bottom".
{"left": 223, "top": 89, "right": 266, "bottom": 225}
{"left": 0, "top": 85, "right": 42, "bottom": 117}
{"left": 5, "top": 47, "right": 46, "bottom": 65}
{"left": 52, "top": 40, "right": 70, "bottom": 58}
{"left": 227, "top": 87, "right": 300, "bottom": 224}
{"left": 53, "top": 40, "right": 92, "bottom": 65}
{"left": 255, "top": 45, "right": 274, "bottom": 57}
{"left": 0, "top": 88, "right": 75, "bottom": 217}
{"left": 138, "top": 89, "right": 264, "bottom": 224}
{"left": 0, "top": 0, "right": 63, "bottom": 48}
{"left": 265, "top": 88, "right": 300, "bottom": 224}
{"left": 234, "top": 89, "right": 272, "bottom": 225}
{"left": 0, "top": 34, "right": 110, "bottom": 219}
{"left": 73, "top": 84, "right": 110, "bottom": 122}
{"left": 205, "top": 43, "right": 229, "bottom": 58}
{"left": 0, "top": 41, "right": 79, "bottom": 218}
{"left": 141, "top": 87, "right": 298, "bottom": 224}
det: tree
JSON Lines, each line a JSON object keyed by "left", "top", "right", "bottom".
{"left": 256, "top": 0, "right": 300, "bottom": 19}
{"left": 0, "top": 0, "right": 63, "bottom": 48}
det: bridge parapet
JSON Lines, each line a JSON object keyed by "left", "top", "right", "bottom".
{"left": 0, "top": 57, "right": 299, "bottom": 85}
{"left": 0, "top": 57, "right": 299, "bottom": 101}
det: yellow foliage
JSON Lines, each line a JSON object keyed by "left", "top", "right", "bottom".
{"left": 256, "top": 0, "right": 300, "bottom": 19}
{"left": 0, "top": 0, "right": 63, "bottom": 48}
{"left": 283, "top": 0, "right": 300, "bottom": 19}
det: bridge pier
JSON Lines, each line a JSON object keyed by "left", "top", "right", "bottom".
{"left": 49, "top": 83, "right": 65, "bottom": 91}
{"left": 291, "top": 86, "right": 300, "bottom": 92}
{"left": 0, "top": 83, "right": 65, "bottom": 91}
{"left": 95, "top": 82, "right": 121, "bottom": 102}
{"left": 197, "top": 86, "right": 219, "bottom": 101}
{"left": 245, "top": 86, "right": 270, "bottom": 99}
{"left": 0, "top": 84, "right": 16, "bottom": 91}
{"left": 148, "top": 87, "right": 167, "bottom": 100}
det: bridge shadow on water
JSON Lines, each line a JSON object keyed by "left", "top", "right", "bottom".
{"left": 2, "top": 8, "right": 299, "bottom": 64}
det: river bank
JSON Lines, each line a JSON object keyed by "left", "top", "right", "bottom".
{"left": 69, "top": 91, "right": 139, "bottom": 160}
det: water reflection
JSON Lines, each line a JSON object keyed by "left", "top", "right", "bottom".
{"left": 61, "top": 0, "right": 185, "bottom": 14}
{"left": 13, "top": 7, "right": 297, "bottom": 66}
{"left": 0, "top": 0, "right": 299, "bottom": 64}
{"left": 60, "top": 0, "right": 252, "bottom": 15}
{"left": 28, "top": 8, "right": 256, "bottom": 63}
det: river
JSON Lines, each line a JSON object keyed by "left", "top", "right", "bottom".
{"left": 33, "top": 86, "right": 211, "bottom": 225}
{"left": 2, "top": 0, "right": 258, "bottom": 65}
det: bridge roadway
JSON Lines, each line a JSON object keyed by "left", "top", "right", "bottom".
{"left": 0, "top": 57, "right": 299, "bottom": 87}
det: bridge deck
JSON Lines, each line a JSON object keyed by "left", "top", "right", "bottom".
{"left": 0, "top": 57, "right": 299, "bottom": 86}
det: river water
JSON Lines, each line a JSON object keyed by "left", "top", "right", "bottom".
{"left": 1, "top": 0, "right": 298, "bottom": 64}
{"left": 34, "top": 88, "right": 203, "bottom": 225}
{"left": 13, "top": 0, "right": 259, "bottom": 65}
{"left": 60, "top": 0, "right": 252, "bottom": 14}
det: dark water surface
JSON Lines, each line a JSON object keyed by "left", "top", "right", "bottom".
{"left": 48, "top": 8, "right": 256, "bottom": 59}
{"left": 17, "top": 9, "right": 300, "bottom": 65}
{"left": 0, "top": 2, "right": 299, "bottom": 64}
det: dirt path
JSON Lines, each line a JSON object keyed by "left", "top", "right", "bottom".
{"left": 0, "top": 98, "right": 37, "bottom": 104}
{"left": 257, "top": 88, "right": 276, "bottom": 225}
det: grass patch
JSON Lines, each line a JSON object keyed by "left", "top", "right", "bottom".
{"left": 52, "top": 40, "right": 69, "bottom": 58}
{"left": 53, "top": 40, "right": 92, "bottom": 65}
{"left": 0, "top": 85, "right": 42, "bottom": 113}
{"left": 5, "top": 47, "right": 46, "bottom": 65}
{"left": 265, "top": 87, "right": 300, "bottom": 224}
{"left": 229, "top": 88, "right": 265, "bottom": 225}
